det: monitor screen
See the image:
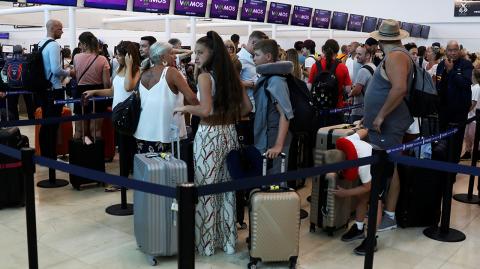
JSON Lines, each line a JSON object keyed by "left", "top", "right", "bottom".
{"left": 290, "top": 5, "right": 312, "bottom": 27}
{"left": 362, "top": 16, "right": 377, "bottom": 33}
{"left": 312, "top": 9, "right": 331, "bottom": 29}
{"left": 267, "top": 2, "right": 291, "bottom": 25}
{"left": 133, "top": 0, "right": 170, "bottom": 13}
{"left": 347, "top": 14, "right": 364, "bottom": 32}
{"left": 27, "top": 0, "right": 77, "bottom": 5}
{"left": 174, "top": 0, "right": 207, "bottom": 17}
{"left": 2, "top": 45, "right": 13, "bottom": 53}
{"left": 84, "top": 0, "right": 127, "bottom": 10}
{"left": 401, "top": 22, "right": 413, "bottom": 33}
{"left": 0, "top": 33, "right": 9, "bottom": 39}
{"left": 411, "top": 24, "right": 422, "bottom": 38}
{"left": 330, "top": 11, "right": 348, "bottom": 30}
{"left": 240, "top": 0, "right": 267, "bottom": 22}
{"left": 209, "top": 0, "right": 239, "bottom": 20}
{"left": 421, "top": 25, "right": 430, "bottom": 39}
{"left": 376, "top": 18, "right": 385, "bottom": 30}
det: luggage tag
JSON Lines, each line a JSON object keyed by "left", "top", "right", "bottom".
{"left": 171, "top": 199, "right": 179, "bottom": 226}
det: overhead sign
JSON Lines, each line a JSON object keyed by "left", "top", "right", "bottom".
{"left": 84, "top": 0, "right": 127, "bottom": 10}
{"left": 27, "top": 0, "right": 77, "bottom": 5}
{"left": 240, "top": 0, "right": 267, "bottom": 22}
{"left": 0, "top": 33, "right": 9, "bottom": 39}
{"left": 174, "top": 0, "right": 207, "bottom": 17}
{"left": 133, "top": 0, "right": 170, "bottom": 13}
{"left": 209, "top": 0, "right": 239, "bottom": 20}
{"left": 347, "top": 14, "right": 363, "bottom": 32}
{"left": 312, "top": 9, "right": 331, "bottom": 29}
{"left": 291, "top": 6, "right": 312, "bottom": 27}
{"left": 455, "top": 0, "right": 480, "bottom": 16}
{"left": 267, "top": 2, "right": 291, "bottom": 25}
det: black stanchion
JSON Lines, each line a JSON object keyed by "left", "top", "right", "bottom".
{"left": 105, "top": 187, "right": 133, "bottom": 216}
{"left": 177, "top": 183, "right": 197, "bottom": 269}
{"left": 36, "top": 168, "right": 69, "bottom": 188}
{"left": 364, "top": 149, "right": 388, "bottom": 269}
{"left": 424, "top": 123, "right": 466, "bottom": 242}
{"left": 453, "top": 109, "right": 480, "bottom": 204}
{"left": 22, "top": 148, "right": 38, "bottom": 269}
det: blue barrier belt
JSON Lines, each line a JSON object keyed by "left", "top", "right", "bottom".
{"left": 0, "top": 143, "right": 21, "bottom": 160}
{"left": 389, "top": 154, "right": 480, "bottom": 177}
{"left": 34, "top": 156, "right": 177, "bottom": 198}
{"left": 0, "top": 112, "right": 112, "bottom": 128}
{"left": 387, "top": 128, "right": 458, "bottom": 154}
{"left": 5, "top": 91, "right": 33, "bottom": 96}
{"left": 327, "top": 103, "right": 363, "bottom": 114}
{"left": 197, "top": 155, "right": 378, "bottom": 196}
{"left": 54, "top": 96, "right": 113, "bottom": 105}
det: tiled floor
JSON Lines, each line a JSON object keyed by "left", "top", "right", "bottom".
{"left": 1, "top": 125, "right": 480, "bottom": 268}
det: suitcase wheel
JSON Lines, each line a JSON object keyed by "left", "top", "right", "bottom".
{"left": 147, "top": 256, "right": 158, "bottom": 266}
{"left": 309, "top": 223, "right": 316, "bottom": 233}
{"left": 248, "top": 259, "right": 259, "bottom": 269}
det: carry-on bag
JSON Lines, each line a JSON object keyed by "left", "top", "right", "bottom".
{"left": 34, "top": 106, "right": 73, "bottom": 156}
{"left": 315, "top": 123, "right": 359, "bottom": 151}
{"left": 248, "top": 153, "right": 300, "bottom": 269}
{"left": 69, "top": 100, "right": 105, "bottom": 190}
{"left": 133, "top": 132, "right": 187, "bottom": 266}
{"left": 310, "top": 149, "right": 356, "bottom": 235}
{"left": 102, "top": 106, "right": 116, "bottom": 162}
{"left": 0, "top": 126, "right": 29, "bottom": 208}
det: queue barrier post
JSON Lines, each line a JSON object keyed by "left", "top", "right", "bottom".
{"left": 22, "top": 148, "right": 38, "bottom": 269}
{"left": 177, "top": 183, "right": 197, "bottom": 269}
{"left": 453, "top": 109, "right": 480, "bottom": 204}
{"left": 364, "top": 149, "right": 388, "bottom": 269}
{"left": 424, "top": 123, "right": 466, "bottom": 242}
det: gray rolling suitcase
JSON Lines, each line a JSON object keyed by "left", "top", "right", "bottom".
{"left": 310, "top": 149, "right": 357, "bottom": 236}
{"left": 133, "top": 137, "right": 187, "bottom": 266}
{"left": 248, "top": 154, "right": 300, "bottom": 269}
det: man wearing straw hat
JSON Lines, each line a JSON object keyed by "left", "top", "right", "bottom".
{"left": 359, "top": 19, "right": 415, "bottom": 255}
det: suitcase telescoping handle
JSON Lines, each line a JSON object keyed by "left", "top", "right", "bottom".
{"left": 80, "top": 98, "right": 97, "bottom": 144}
{"left": 262, "top": 152, "right": 286, "bottom": 176}
{"left": 170, "top": 122, "right": 181, "bottom": 160}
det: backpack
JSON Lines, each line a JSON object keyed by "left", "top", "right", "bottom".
{"left": 383, "top": 49, "right": 439, "bottom": 117}
{"left": 263, "top": 74, "right": 320, "bottom": 135}
{"left": 407, "top": 62, "right": 439, "bottom": 117}
{"left": 311, "top": 60, "right": 339, "bottom": 110}
{"left": 6, "top": 56, "right": 28, "bottom": 89}
{"left": 23, "top": 39, "right": 55, "bottom": 92}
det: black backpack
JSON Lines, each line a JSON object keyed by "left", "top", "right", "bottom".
{"left": 311, "top": 60, "right": 339, "bottom": 110}
{"left": 23, "top": 39, "right": 55, "bottom": 92}
{"left": 263, "top": 74, "right": 320, "bottom": 135}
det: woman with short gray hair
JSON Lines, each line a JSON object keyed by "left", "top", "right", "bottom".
{"left": 134, "top": 42, "right": 199, "bottom": 153}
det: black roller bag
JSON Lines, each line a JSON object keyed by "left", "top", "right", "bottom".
{"left": 395, "top": 141, "right": 446, "bottom": 228}
{"left": 0, "top": 127, "right": 29, "bottom": 208}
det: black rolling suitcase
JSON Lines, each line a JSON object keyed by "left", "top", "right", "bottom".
{"left": 395, "top": 141, "right": 446, "bottom": 228}
{"left": 69, "top": 102, "right": 105, "bottom": 190}
{"left": 0, "top": 127, "right": 29, "bottom": 208}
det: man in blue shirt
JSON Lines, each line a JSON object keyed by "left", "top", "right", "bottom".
{"left": 436, "top": 40, "right": 473, "bottom": 163}
{"left": 38, "top": 19, "right": 74, "bottom": 183}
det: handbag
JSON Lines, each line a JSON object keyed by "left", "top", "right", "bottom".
{"left": 112, "top": 80, "right": 141, "bottom": 136}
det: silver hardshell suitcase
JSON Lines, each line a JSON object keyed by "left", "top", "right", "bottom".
{"left": 133, "top": 137, "right": 187, "bottom": 266}
{"left": 310, "top": 150, "right": 356, "bottom": 236}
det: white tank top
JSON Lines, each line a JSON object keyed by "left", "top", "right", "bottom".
{"left": 134, "top": 67, "right": 186, "bottom": 142}
{"left": 111, "top": 74, "right": 132, "bottom": 109}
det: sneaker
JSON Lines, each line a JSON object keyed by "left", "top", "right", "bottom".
{"left": 461, "top": 151, "right": 472, "bottom": 160}
{"left": 378, "top": 215, "right": 397, "bottom": 232}
{"left": 223, "top": 244, "right": 235, "bottom": 255}
{"left": 353, "top": 237, "right": 378, "bottom": 256}
{"left": 341, "top": 223, "right": 365, "bottom": 242}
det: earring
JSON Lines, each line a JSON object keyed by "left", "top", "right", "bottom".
{"left": 162, "top": 61, "right": 168, "bottom": 66}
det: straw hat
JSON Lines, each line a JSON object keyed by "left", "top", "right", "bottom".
{"left": 370, "top": 19, "right": 409, "bottom": 41}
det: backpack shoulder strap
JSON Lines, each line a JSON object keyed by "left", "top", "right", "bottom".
{"left": 362, "top": 65, "right": 374, "bottom": 75}
{"left": 38, "top": 39, "right": 55, "bottom": 53}
{"left": 329, "top": 60, "right": 339, "bottom": 75}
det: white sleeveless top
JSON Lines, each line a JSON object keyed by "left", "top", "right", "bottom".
{"left": 112, "top": 74, "right": 132, "bottom": 109}
{"left": 134, "top": 67, "right": 186, "bottom": 142}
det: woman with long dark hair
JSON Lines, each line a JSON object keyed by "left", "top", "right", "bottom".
{"left": 83, "top": 41, "right": 141, "bottom": 189}
{"left": 174, "top": 31, "right": 252, "bottom": 256}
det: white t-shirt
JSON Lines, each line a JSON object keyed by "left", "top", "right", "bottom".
{"left": 304, "top": 55, "right": 316, "bottom": 69}
{"left": 468, "top": 84, "right": 480, "bottom": 119}
{"left": 406, "top": 117, "right": 420, "bottom": 135}
{"left": 426, "top": 63, "right": 438, "bottom": 78}
{"left": 345, "top": 133, "right": 372, "bottom": 184}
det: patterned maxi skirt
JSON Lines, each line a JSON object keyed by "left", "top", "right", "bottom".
{"left": 194, "top": 124, "right": 239, "bottom": 256}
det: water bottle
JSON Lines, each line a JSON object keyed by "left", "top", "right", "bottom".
{"left": 170, "top": 123, "right": 179, "bottom": 157}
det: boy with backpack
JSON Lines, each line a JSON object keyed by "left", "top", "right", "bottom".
{"left": 308, "top": 39, "right": 351, "bottom": 127}
{"left": 253, "top": 39, "right": 294, "bottom": 177}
